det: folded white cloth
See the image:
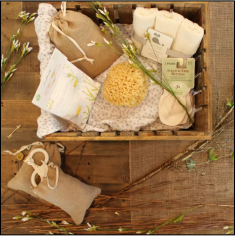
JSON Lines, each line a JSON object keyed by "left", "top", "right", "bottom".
{"left": 172, "top": 18, "right": 204, "bottom": 56}
{"left": 133, "top": 7, "right": 158, "bottom": 38}
{"left": 154, "top": 10, "right": 184, "bottom": 39}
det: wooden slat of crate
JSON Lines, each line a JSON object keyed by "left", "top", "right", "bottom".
{"left": 1, "top": 100, "right": 41, "bottom": 128}
{"left": 173, "top": 3, "right": 186, "bottom": 15}
{"left": 100, "top": 132, "right": 117, "bottom": 137}
{"left": 81, "top": 5, "right": 99, "bottom": 25}
{"left": 43, "top": 134, "right": 212, "bottom": 141}
{"left": 156, "top": 131, "right": 174, "bottom": 136}
{"left": 174, "top": 131, "right": 205, "bottom": 136}
{"left": 138, "top": 131, "right": 155, "bottom": 136}
{"left": 117, "top": 4, "right": 133, "bottom": 24}
{"left": 152, "top": 3, "right": 171, "bottom": 11}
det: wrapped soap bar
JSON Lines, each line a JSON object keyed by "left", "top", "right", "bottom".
{"left": 172, "top": 18, "right": 204, "bottom": 56}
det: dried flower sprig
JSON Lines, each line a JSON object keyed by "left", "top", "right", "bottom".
{"left": 1, "top": 11, "right": 36, "bottom": 93}
{"left": 87, "top": 1, "right": 193, "bottom": 124}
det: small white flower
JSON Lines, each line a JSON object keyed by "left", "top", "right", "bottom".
{"left": 136, "top": 231, "right": 142, "bottom": 234}
{"left": 68, "top": 233, "right": 73, "bottom": 235}
{"left": 122, "top": 44, "right": 127, "bottom": 49}
{"left": 118, "top": 227, "right": 125, "bottom": 232}
{"left": 126, "top": 38, "right": 133, "bottom": 44}
{"left": 27, "top": 47, "right": 33, "bottom": 53}
{"left": 87, "top": 223, "right": 92, "bottom": 228}
{"left": 61, "top": 220, "right": 69, "bottom": 225}
{"left": 98, "top": 9, "right": 105, "bottom": 15}
{"left": 224, "top": 227, "right": 230, "bottom": 230}
{"left": 48, "top": 231, "right": 53, "bottom": 235}
{"left": 27, "top": 17, "right": 35, "bottom": 23}
{"left": 87, "top": 41, "right": 96, "bottom": 47}
{"left": 21, "top": 211, "right": 27, "bottom": 216}
{"left": 21, "top": 217, "right": 29, "bottom": 222}
{"left": 103, "top": 37, "right": 110, "bottom": 45}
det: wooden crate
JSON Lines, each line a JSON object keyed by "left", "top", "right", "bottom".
{"left": 43, "top": 2, "right": 212, "bottom": 141}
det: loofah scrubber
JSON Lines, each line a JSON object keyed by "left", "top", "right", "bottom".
{"left": 102, "top": 62, "right": 148, "bottom": 107}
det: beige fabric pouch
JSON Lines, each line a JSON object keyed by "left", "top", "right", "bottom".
{"left": 32, "top": 166, "right": 101, "bottom": 225}
{"left": 48, "top": 9, "right": 122, "bottom": 79}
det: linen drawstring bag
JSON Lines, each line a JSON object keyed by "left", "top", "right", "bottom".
{"left": 7, "top": 142, "right": 63, "bottom": 197}
{"left": 32, "top": 166, "right": 101, "bottom": 225}
{"left": 48, "top": 2, "right": 122, "bottom": 79}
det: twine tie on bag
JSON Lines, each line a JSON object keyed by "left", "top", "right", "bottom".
{"left": 50, "top": 2, "right": 94, "bottom": 64}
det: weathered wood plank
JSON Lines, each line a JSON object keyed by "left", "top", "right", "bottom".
{"left": 1, "top": 128, "right": 41, "bottom": 153}
{"left": 62, "top": 155, "right": 129, "bottom": 184}
{"left": 1, "top": 101, "right": 41, "bottom": 128}
{"left": 119, "top": 131, "right": 135, "bottom": 136}
{"left": 117, "top": 4, "right": 133, "bottom": 24}
{"left": 138, "top": 131, "right": 155, "bottom": 136}
{"left": 100, "top": 132, "right": 117, "bottom": 137}
{"left": 22, "top": 2, "right": 40, "bottom": 14}
{"left": 174, "top": 131, "right": 205, "bottom": 136}
{"left": 44, "top": 135, "right": 212, "bottom": 141}
{"left": 60, "top": 141, "right": 129, "bottom": 156}
{"left": 1, "top": 155, "right": 19, "bottom": 185}
{"left": 156, "top": 131, "right": 174, "bottom": 136}
{"left": 1, "top": 19, "right": 38, "bottom": 47}
{"left": 1, "top": 2, "right": 22, "bottom": 20}
{"left": 1, "top": 72, "right": 40, "bottom": 101}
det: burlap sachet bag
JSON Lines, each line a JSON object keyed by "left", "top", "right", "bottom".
{"left": 48, "top": 4, "right": 122, "bottom": 79}
{"left": 32, "top": 166, "right": 101, "bottom": 225}
{"left": 7, "top": 142, "right": 62, "bottom": 197}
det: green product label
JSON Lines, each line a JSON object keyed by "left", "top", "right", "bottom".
{"left": 162, "top": 58, "right": 195, "bottom": 97}
{"left": 36, "top": 94, "right": 41, "bottom": 101}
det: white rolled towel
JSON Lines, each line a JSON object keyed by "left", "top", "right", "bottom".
{"left": 172, "top": 18, "right": 204, "bottom": 56}
{"left": 154, "top": 10, "right": 184, "bottom": 39}
{"left": 133, "top": 7, "right": 158, "bottom": 38}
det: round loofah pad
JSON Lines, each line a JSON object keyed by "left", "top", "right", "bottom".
{"left": 102, "top": 62, "right": 148, "bottom": 107}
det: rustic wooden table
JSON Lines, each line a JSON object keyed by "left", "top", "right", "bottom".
{"left": 1, "top": 2, "right": 234, "bottom": 235}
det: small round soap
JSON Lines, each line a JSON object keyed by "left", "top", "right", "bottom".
{"left": 102, "top": 62, "right": 148, "bottom": 107}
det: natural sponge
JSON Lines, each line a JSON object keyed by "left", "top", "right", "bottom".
{"left": 102, "top": 62, "right": 148, "bottom": 107}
